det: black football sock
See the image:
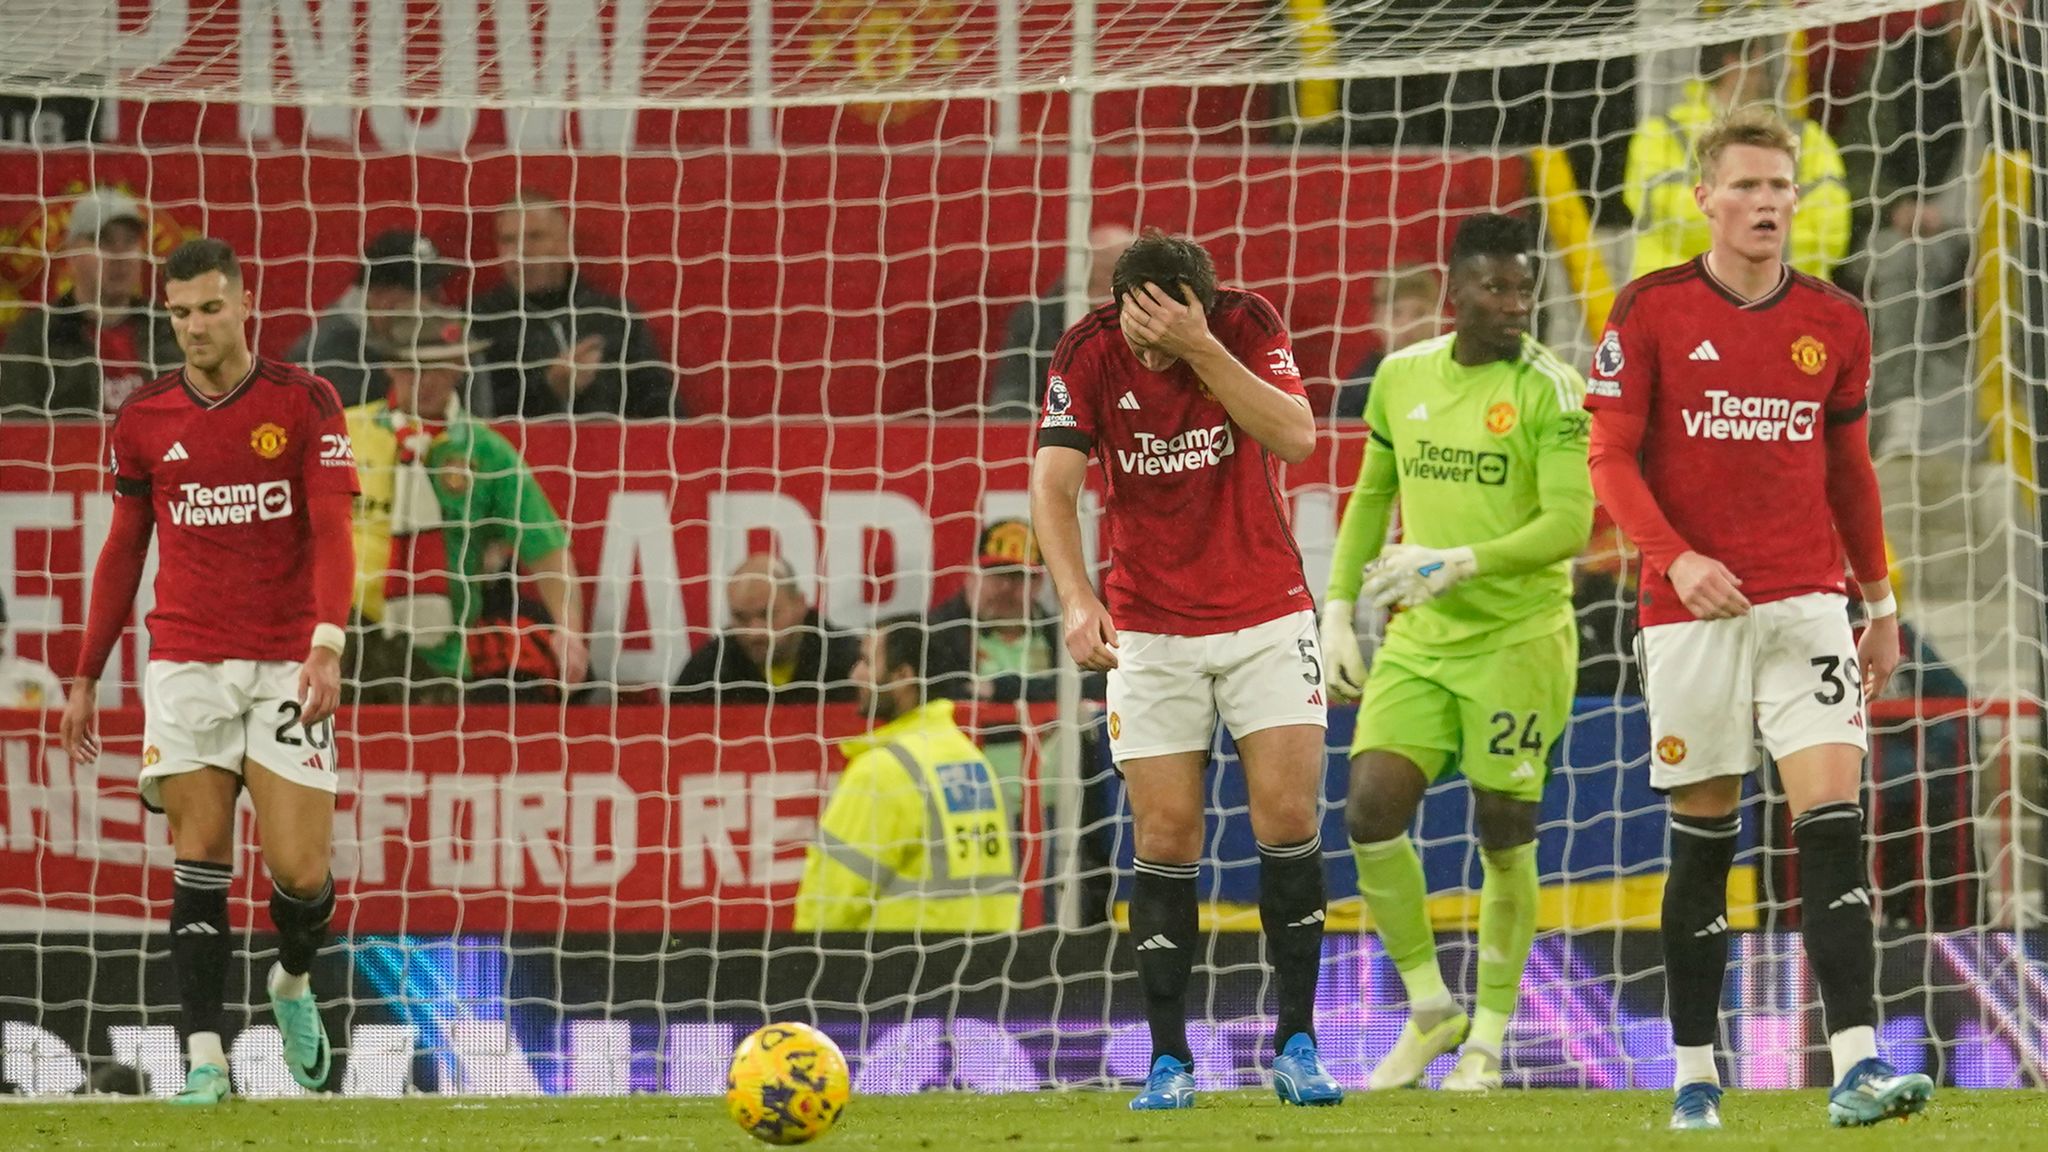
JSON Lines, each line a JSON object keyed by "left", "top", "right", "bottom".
{"left": 1257, "top": 835, "right": 1326, "bottom": 1053}
{"left": 171, "top": 859, "right": 233, "bottom": 1043}
{"left": 1131, "top": 858, "right": 1200, "bottom": 1067}
{"left": 269, "top": 873, "right": 335, "bottom": 978}
{"left": 1662, "top": 812, "right": 1740, "bottom": 1049}
{"left": 1793, "top": 802, "right": 1878, "bottom": 1036}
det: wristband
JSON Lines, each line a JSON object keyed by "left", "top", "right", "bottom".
{"left": 1863, "top": 592, "right": 1897, "bottom": 620}
{"left": 310, "top": 622, "right": 347, "bottom": 655}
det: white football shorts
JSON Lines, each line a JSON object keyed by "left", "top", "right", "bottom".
{"left": 138, "top": 660, "right": 339, "bottom": 811}
{"left": 1640, "top": 592, "right": 1868, "bottom": 791}
{"left": 1106, "top": 609, "right": 1328, "bottom": 763}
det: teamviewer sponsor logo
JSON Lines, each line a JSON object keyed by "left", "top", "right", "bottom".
{"left": 168, "top": 480, "right": 294, "bottom": 526}
{"left": 1683, "top": 392, "right": 1820, "bottom": 442}
{"left": 1116, "top": 424, "right": 1235, "bottom": 476}
{"left": 1400, "top": 441, "right": 1508, "bottom": 485}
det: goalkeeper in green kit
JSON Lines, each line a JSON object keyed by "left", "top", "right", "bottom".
{"left": 1321, "top": 213, "right": 1594, "bottom": 1091}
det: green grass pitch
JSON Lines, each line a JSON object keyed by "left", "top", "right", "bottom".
{"left": 8, "top": 1091, "right": 2042, "bottom": 1151}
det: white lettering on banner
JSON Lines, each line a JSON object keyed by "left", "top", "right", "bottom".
{"left": 349, "top": 771, "right": 425, "bottom": 885}
{"left": 1682, "top": 392, "right": 1820, "bottom": 442}
{"left": 1115, "top": 424, "right": 1235, "bottom": 476}
{"left": 501, "top": 780, "right": 568, "bottom": 889}
{"left": 237, "top": 0, "right": 646, "bottom": 151}
{"left": 0, "top": 743, "right": 171, "bottom": 864}
{"left": 428, "top": 777, "right": 498, "bottom": 889}
{"left": 569, "top": 775, "right": 638, "bottom": 887}
{"left": 677, "top": 776, "right": 748, "bottom": 888}
{"left": 590, "top": 491, "right": 689, "bottom": 687}
{"left": 820, "top": 491, "right": 933, "bottom": 630}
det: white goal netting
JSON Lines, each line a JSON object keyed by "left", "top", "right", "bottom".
{"left": 0, "top": 0, "right": 2043, "bottom": 1097}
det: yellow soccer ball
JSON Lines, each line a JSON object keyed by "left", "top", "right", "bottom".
{"left": 725, "top": 1022, "right": 851, "bottom": 1145}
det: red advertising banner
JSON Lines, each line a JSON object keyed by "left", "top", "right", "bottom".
{"left": 0, "top": 702, "right": 1049, "bottom": 934}
{"left": 0, "top": 421, "right": 1372, "bottom": 693}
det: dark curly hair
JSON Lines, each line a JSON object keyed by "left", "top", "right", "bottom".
{"left": 1111, "top": 228, "right": 1219, "bottom": 313}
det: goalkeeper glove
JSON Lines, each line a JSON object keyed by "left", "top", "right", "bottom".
{"left": 1362, "top": 544, "right": 1478, "bottom": 610}
{"left": 1319, "top": 599, "right": 1366, "bottom": 701}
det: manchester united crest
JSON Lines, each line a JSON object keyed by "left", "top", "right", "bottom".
{"left": 1790, "top": 335, "right": 1827, "bottom": 376}
{"left": 1485, "top": 402, "right": 1518, "bottom": 436}
{"left": 1656, "top": 735, "right": 1687, "bottom": 765}
{"left": 1108, "top": 712, "right": 1122, "bottom": 741}
{"left": 251, "top": 423, "right": 289, "bottom": 459}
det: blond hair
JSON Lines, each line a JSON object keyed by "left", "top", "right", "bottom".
{"left": 1695, "top": 107, "right": 1799, "bottom": 185}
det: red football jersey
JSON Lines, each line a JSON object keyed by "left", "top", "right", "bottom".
{"left": 108, "top": 357, "right": 360, "bottom": 662}
{"left": 1035, "top": 288, "right": 1313, "bottom": 635}
{"left": 1585, "top": 257, "right": 1870, "bottom": 626}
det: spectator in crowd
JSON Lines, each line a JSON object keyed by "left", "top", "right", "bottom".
{"left": 989, "top": 225, "right": 1135, "bottom": 415}
{"left": 0, "top": 188, "right": 177, "bottom": 416}
{"left": 1332, "top": 265, "right": 1442, "bottom": 420}
{"left": 1840, "top": 191, "right": 1971, "bottom": 458}
{"left": 344, "top": 314, "right": 588, "bottom": 703}
{"left": 288, "top": 229, "right": 456, "bottom": 411}
{"left": 0, "top": 590, "right": 63, "bottom": 709}
{"left": 1624, "top": 38, "right": 1851, "bottom": 279}
{"left": 794, "top": 614, "right": 1022, "bottom": 933}
{"left": 926, "top": 518, "right": 1063, "bottom": 814}
{"left": 472, "top": 192, "right": 677, "bottom": 419}
{"left": 673, "top": 554, "right": 861, "bottom": 703}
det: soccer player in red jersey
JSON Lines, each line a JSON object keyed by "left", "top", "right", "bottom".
{"left": 1030, "top": 230, "right": 1340, "bottom": 1110}
{"left": 1586, "top": 109, "right": 1932, "bottom": 1129}
{"left": 59, "top": 238, "right": 358, "bottom": 1105}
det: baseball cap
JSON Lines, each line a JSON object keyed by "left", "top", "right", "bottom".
{"left": 362, "top": 229, "right": 449, "bottom": 292}
{"left": 64, "top": 188, "right": 146, "bottom": 245}
{"left": 976, "top": 519, "right": 1040, "bottom": 570}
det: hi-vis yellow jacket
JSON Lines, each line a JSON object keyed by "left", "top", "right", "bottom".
{"left": 794, "top": 701, "right": 1022, "bottom": 933}
{"left": 1623, "top": 84, "right": 1851, "bottom": 280}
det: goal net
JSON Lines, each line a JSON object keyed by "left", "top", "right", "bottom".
{"left": 0, "top": 0, "right": 2042, "bottom": 1097}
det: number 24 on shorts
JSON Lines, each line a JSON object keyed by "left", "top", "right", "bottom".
{"left": 1487, "top": 710, "right": 1545, "bottom": 758}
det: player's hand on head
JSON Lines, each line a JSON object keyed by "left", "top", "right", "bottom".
{"left": 1062, "top": 598, "right": 1120, "bottom": 672}
{"left": 1668, "top": 551, "right": 1750, "bottom": 620}
{"left": 1362, "top": 543, "right": 1478, "bottom": 611}
{"left": 59, "top": 680, "right": 100, "bottom": 764}
{"left": 1120, "top": 282, "right": 1211, "bottom": 361}
{"left": 1318, "top": 599, "right": 1367, "bottom": 701}
{"left": 1857, "top": 612, "right": 1901, "bottom": 700}
{"left": 297, "top": 648, "right": 342, "bottom": 728}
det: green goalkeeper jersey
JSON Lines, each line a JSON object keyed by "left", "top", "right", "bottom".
{"left": 1327, "top": 332, "right": 1594, "bottom": 658}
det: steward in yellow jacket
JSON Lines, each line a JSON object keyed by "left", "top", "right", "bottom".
{"left": 794, "top": 616, "right": 1022, "bottom": 933}
{"left": 1625, "top": 41, "right": 1850, "bottom": 279}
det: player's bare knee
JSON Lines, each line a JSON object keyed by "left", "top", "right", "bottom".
{"left": 1344, "top": 792, "right": 1410, "bottom": 845}
{"left": 1133, "top": 820, "right": 1202, "bottom": 865}
{"left": 1472, "top": 791, "right": 1538, "bottom": 851}
{"left": 1667, "top": 776, "right": 1742, "bottom": 820}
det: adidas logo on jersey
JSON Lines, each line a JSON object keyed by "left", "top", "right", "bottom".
{"left": 162, "top": 442, "right": 191, "bottom": 462}
{"left": 1118, "top": 392, "right": 1141, "bottom": 411}
{"left": 1510, "top": 760, "right": 1537, "bottom": 782}
{"left": 1134, "top": 934, "right": 1178, "bottom": 952}
{"left": 1688, "top": 340, "right": 1721, "bottom": 362}
{"left": 1408, "top": 402, "right": 1429, "bottom": 420}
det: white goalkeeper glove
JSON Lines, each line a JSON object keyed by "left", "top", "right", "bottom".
{"left": 1362, "top": 544, "right": 1478, "bottom": 611}
{"left": 1319, "top": 599, "right": 1367, "bottom": 702}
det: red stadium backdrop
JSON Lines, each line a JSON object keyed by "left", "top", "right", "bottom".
{"left": 0, "top": 702, "right": 1051, "bottom": 935}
